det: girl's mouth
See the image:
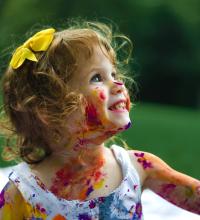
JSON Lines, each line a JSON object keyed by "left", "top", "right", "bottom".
{"left": 108, "top": 100, "right": 128, "bottom": 112}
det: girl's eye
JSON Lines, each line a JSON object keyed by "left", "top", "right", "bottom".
{"left": 90, "top": 73, "right": 103, "bottom": 83}
{"left": 111, "top": 72, "right": 118, "bottom": 80}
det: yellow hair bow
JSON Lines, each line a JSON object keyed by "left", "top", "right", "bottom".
{"left": 10, "top": 28, "right": 55, "bottom": 69}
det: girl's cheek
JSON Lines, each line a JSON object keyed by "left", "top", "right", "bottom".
{"left": 85, "top": 102, "right": 102, "bottom": 127}
{"left": 99, "top": 91, "right": 106, "bottom": 101}
{"left": 92, "top": 86, "right": 107, "bottom": 102}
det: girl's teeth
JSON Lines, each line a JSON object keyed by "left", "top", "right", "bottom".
{"left": 111, "top": 102, "right": 126, "bottom": 110}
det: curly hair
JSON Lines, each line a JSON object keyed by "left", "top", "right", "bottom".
{"left": 1, "top": 20, "right": 134, "bottom": 164}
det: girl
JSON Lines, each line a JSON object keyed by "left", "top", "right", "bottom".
{"left": 0, "top": 21, "right": 200, "bottom": 220}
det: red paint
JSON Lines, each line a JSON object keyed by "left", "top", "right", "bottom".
{"left": 99, "top": 91, "right": 106, "bottom": 100}
{"left": 36, "top": 203, "right": 46, "bottom": 213}
{"left": 49, "top": 155, "right": 105, "bottom": 200}
{"left": 85, "top": 102, "right": 102, "bottom": 127}
{"left": 94, "top": 170, "right": 101, "bottom": 181}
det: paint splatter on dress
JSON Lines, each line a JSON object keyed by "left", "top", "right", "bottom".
{"left": 3, "top": 145, "right": 143, "bottom": 219}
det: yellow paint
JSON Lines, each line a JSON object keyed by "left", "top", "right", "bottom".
{"left": 24, "top": 202, "right": 47, "bottom": 219}
{"left": 93, "top": 179, "right": 105, "bottom": 190}
{"left": 2, "top": 204, "right": 12, "bottom": 220}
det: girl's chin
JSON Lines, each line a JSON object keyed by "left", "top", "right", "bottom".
{"left": 104, "top": 118, "right": 131, "bottom": 132}
{"left": 106, "top": 112, "right": 131, "bottom": 130}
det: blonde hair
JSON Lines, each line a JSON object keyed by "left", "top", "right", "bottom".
{"left": 1, "top": 20, "right": 134, "bottom": 164}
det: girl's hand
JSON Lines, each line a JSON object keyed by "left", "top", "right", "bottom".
{"left": 129, "top": 150, "right": 200, "bottom": 215}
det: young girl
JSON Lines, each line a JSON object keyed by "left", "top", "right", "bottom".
{"left": 0, "top": 21, "right": 200, "bottom": 220}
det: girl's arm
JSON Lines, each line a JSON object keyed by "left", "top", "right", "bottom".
{"left": 128, "top": 150, "right": 200, "bottom": 215}
{"left": 0, "top": 181, "right": 27, "bottom": 219}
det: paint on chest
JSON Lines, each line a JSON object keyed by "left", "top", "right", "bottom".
{"left": 49, "top": 159, "right": 106, "bottom": 200}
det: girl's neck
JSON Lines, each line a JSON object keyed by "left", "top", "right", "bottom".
{"left": 51, "top": 142, "right": 105, "bottom": 167}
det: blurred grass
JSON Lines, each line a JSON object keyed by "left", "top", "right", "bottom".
{"left": 1, "top": 102, "right": 200, "bottom": 179}
{"left": 122, "top": 102, "right": 200, "bottom": 179}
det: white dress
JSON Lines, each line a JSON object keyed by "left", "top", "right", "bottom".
{"left": 7, "top": 145, "right": 143, "bottom": 220}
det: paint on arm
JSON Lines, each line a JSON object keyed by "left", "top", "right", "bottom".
{"left": 134, "top": 152, "right": 200, "bottom": 214}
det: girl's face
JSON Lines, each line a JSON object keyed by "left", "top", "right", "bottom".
{"left": 69, "top": 45, "right": 131, "bottom": 135}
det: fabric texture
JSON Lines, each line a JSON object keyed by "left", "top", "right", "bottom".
{"left": 8, "top": 145, "right": 143, "bottom": 220}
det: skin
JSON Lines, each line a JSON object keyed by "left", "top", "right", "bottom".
{"left": 129, "top": 150, "right": 200, "bottom": 215}
{"left": 0, "top": 43, "right": 200, "bottom": 218}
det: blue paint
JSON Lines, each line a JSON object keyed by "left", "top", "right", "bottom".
{"left": 124, "top": 121, "right": 131, "bottom": 130}
{"left": 78, "top": 213, "right": 92, "bottom": 220}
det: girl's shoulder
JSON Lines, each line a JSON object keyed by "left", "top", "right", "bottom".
{"left": 127, "top": 148, "right": 160, "bottom": 185}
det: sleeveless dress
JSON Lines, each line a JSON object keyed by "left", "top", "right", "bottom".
{"left": 8, "top": 145, "right": 144, "bottom": 220}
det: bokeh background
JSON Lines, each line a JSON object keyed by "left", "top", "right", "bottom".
{"left": 0, "top": 0, "right": 200, "bottom": 179}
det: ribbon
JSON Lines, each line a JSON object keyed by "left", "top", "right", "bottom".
{"left": 10, "top": 28, "right": 55, "bottom": 69}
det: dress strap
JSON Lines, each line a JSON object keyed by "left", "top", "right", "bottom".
{"left": 110, "top": 145, "right": 141, "bottom": 186}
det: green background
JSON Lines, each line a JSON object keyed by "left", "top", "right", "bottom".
{"left": 0, "top": 0, "right": 200, "bottom": 179}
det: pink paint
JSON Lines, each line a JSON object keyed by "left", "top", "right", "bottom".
{"left": 36, "top": 203, "right": 46, "bottom": 213}
{"left": 134, "top": 152, "right": 153, "bottom": 169}
{"left": 135, "top": 202, "right": 143, "bottom": 218}
{"left": 99, "top": 91, "right": 106, "bottom": 100}
{"left": 0, "top": 189, "right": 5, "bottom": 208}
{"left": 161, "top": 183, "right": 176, "bottom": 194}
{"left": 89, "top": 200, "right": 96, "bottom": 209}
{"left": 98, "top": 197, "right": 105, "bottom": 203}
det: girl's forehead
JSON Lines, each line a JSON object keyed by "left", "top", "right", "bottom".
{"left": 80, "top": 45, "right": 114, "bottom": 70}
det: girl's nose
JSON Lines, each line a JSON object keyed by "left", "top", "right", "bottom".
{"left": 110, "top": 81, "right": 124, "bottom": 95}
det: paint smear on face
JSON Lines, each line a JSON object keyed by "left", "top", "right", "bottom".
{"left": 99, "top": 91, "right": 106, "bottom": 101}
{"left": 85, "top": 102, "right": 102, "bottom": 127}
{"left": 124, "top": 121, "right": 131, "bottom": 130}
